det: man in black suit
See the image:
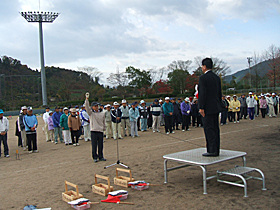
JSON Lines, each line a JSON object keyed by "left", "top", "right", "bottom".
{"left": 198, "top": 58, "right": 222, "bottom": 157}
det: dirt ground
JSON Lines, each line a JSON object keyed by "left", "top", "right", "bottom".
{"left": 0, "top": 115, "right": 279, "bottom": 210}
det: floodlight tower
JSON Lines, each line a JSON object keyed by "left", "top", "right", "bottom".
{"left": 20, "top": 11, "right": 60, "bottom": 106}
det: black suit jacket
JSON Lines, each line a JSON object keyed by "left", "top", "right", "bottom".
{"left": 198, "top": 70, "right": 222, "bottom": 115}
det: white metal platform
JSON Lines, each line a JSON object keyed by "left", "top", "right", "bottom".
{"left": 163, "top": 148, "right": 247, "bottom": 194}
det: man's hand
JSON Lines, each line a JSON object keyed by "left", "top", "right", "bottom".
{"left": 199, "top": 109, "right": 205, "bottom": 117}
{"left": 0, "top": 132, "right": 6, "bottom": 135}
{"left": 85, "top": 92, "right": 90, "bottom": 99}
{"left": 117, "top": 117, "right": 120, "bottom": 121}
{"left": 31, "top": 127, "right": 35, "bottom": 131}
{"left": 169, "top": 112, "right": 173, "bottom": 116}
{"left": 62, "top": 127, "right": 64, "bottom": 130}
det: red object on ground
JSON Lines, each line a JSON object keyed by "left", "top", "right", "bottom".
{"left": 101, "top": 195, "right": 122, "bottom": 203}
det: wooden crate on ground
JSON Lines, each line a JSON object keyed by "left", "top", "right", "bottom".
{"left": 92, "top": 174, "right": 114, "bottom": 196}
{"left": 62, "top": 181, "right": 83, "bottom": 203}
{"left": 114, "top": 168, "right": 135, "bottom": 188}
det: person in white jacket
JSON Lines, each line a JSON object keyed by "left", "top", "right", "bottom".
{"left": 266, "top": 93, "right": 276, "bottom": 117}
{"left": 80, "top": 105, "right": 91, "bottom": 141}
{"left": 0, "top": 109, "right": 9, "bottom": 158}
{"left": 43, "top": 107, "right": 50, "bottom": 142}
{"left": 246, "top": 92, "right": 256, "bottom": 120}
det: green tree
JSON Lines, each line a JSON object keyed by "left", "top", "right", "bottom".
{"left": 168, "top": 69, "right": 190, "bottom": 94}
{"left": 125, "top": 66, "right": 152, "bottom": 90}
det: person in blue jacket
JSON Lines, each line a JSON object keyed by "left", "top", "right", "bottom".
{"left": 23, "top": 107, "right": 38, "bottom": 153}
{"left": 129, "top": 102, "right": 140, "bottom": 138}
{"left": 162, "top": 97, "right": 174, "bottom": 134}
{"left": 181, "top": 97, "right": 191, "bottom": 131}
{"left": 52, "top": 106, "right": 63, "bottom": 144}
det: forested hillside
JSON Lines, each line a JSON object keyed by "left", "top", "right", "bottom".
{"left": 0, "top": 56, "right": 99, "bottom": 110}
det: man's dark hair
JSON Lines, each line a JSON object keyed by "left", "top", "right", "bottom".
{"left": 202, "top": 58, "right": 213, "bottom": 69}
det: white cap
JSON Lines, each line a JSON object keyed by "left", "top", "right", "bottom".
{"left": 122, "top": 99, "right": 127, "bottom": 104}
{"left": 113, "top": 101, "right": 120, "bottom": 106}
{"left": 159, "top": 99, "right": 163, "bottom": 103}
{"left": 261, "top": 94, "right": 264, "bottom": 97}
{"left": 249, "top": 92, "right": 252, "bottom": 95}
{"left": 70, "top": 108, "right": 77, "bottom": 112}
{"left": 233, "top": 95, "right": 237, "bottom": 97}
{"left": 184, "top": 97, "right": 190, "bottom": 102}
{"left": 49, "top": 110, "right": 53, "bottom": 114}
{"left": 165, "top": 97, "right": 170, "bottom": 101}
{"left": 21, "top": 106, "right": 27, "bottom": 110}
{"left": 63, "top": 107, "right": 68, "bottom": 111}
{"left": 140, "top": 100, "right": 145, "bottom": 104}
{"left": 226, "top": 95, "right": 231, "bottom": 98}
{"left": 272, "top": 93, "right": 276, "bottom": 96}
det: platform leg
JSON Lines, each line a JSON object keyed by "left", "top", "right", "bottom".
{"left": 200, "top": 165, "right": 207, "bottom": 194}
{"left": 164, "top": 159, "right": 168, "bottom": 184}
{"left": 254, "top": 168, "right": 267, "bottom": 190}
{"left": 242, "top": 156, "right": 246, "bottom": 167}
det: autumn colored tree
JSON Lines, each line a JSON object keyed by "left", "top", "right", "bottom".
{"left": 185, "top": 74, "right": 199, "bottom": 92}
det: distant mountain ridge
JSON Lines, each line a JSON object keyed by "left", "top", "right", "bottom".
{"left": 224, "top": 60, "right": 272, "bottom": 83}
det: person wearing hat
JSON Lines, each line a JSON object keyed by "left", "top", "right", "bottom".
{"left": 85, "top": 93, "right": 106, "bottom": 162}
{"left": 68, "top": 108, "right": 81, "bottom": 146}
{"left": 230, "top": 95, "right": 241, "bottom": 123}
{"left": 129, "top": 102, "right": 140, "bottom": 137}
{"left": 272, "top": 93, "right": 278, "bottom": 115}
{"left": 198, "top": 57, "right": 222, "bottom": 157}
{"left": 0, "top": 109, "right": 10, "bottom": 157}
{"left": 226, "top": 96, "right": 233, "bottom": 122}
{"left": 23, "top": 107, "right": 38, "bottom": 153}
{"left": 80, "top": 105, "right": 91, "bottom": 142}
{"left": 246, "top": 92, "right": 256, "bottom": 120}
{"left": 220, "top": 95, "right": 229, "bottom": 125}
{"left": 104, "top": 104, "right": 113, "bottom": 139}
{"left": 266, "top": 93, "right": 276, "bottom": 117}
{"left": 60, "top": 108, "right": 71, "bottom": 145}
{"left": 252, "top": 92, "right": 259, "bottom": 117}
{"left": 19, "top": 106, "right": 28, "bottom": 150}
{"left": 171, "top": 98, "right": 180, "bottom": 131}
{"left": 139, "top": 100, "right": 148, "bottom": 132}
{"left": 111, "top": 101, "right": 122, "bottom": 139}
{"left": 150, "top": 99, "right": 161, "bottom": 132}
{"left": 191, "top": 98, "right": 201, "bottom": 127}
{"left": 181, "top": 97, "right": 191, "bottom": 131}
{"left": 48, "top": 111, "right": 55, "bottom": 143}
{"left": 120, "top": 99, "right": 131, "bottom": 137}
{"left": 52, "top": 106, "right": 63, "bottom": 144}
{"left": 159, "top": 99, "right": 165, "bottom": 126}
{"left": 43, "top": 107, "right": 51, "bottom": 142}
{"left": 162, "top": 97, "right": 174, "bottom": 134}
{"left": 239, "top": 94, "right": 247, "bottom": 120}
{"left": 259, "top": 94, "right": 267, "bottom": 118}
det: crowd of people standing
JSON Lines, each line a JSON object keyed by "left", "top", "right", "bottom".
{"left": 0, "top": 90, "right": 278, "bottom": 160}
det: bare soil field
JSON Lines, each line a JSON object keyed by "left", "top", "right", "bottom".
{"left": 0, "top": 115, "right": 279, "bottom": 210}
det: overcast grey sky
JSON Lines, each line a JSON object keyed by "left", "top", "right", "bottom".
{"left": 1, "top": 0, "right": 279, "bottom": 82}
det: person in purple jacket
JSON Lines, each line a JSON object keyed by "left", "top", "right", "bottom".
{"left": 47, "top": 111, "right": 55, "bottom": 143}
{"left": 52, "top": 106, "right": 63, "bottom": 144}
{"left": 181, "top": 97, "right": 191, "bottom": 132}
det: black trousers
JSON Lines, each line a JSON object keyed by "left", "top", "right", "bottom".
{"left": 261, "top": 108, "right": 266, "bottom": 118}
{"left": 71, "top": 130, "right": 79, "bottom": 144}
{"left": 221, "top": 110, "right": 228, "bottom": 124}
{"left": 18, "top": 132, "right": 22, "bottom": 147}
{"left": 164, "top": 115, "right": 173, "bottom": 133}
{"left": 91, "top": 131, "right": 104, "bottom": 159}
{"left": 202, "top": 113, "right": 220, "bottom": 154}
{"left": 26, "top": 133, "right": 37, "bottom": 151}
{"left": 240, "top": 107, "right": 247, "bottom": 119}
{"left": 0, "top": 133, "right": 9, "bottom": 156}
{"left": 274, "top": 105, "right": 278, "bottom": 115}
{"left": 182, "top": 115, "right": 190, "bottom": 130}
{"left": 232, "top": 111, "right": 240, "bottom": 121}
{"left": 172, "top": 114, "right": 179, "bottom": 129}
{"left": 227, "top": 111, "right": 232, "bottom": 122}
